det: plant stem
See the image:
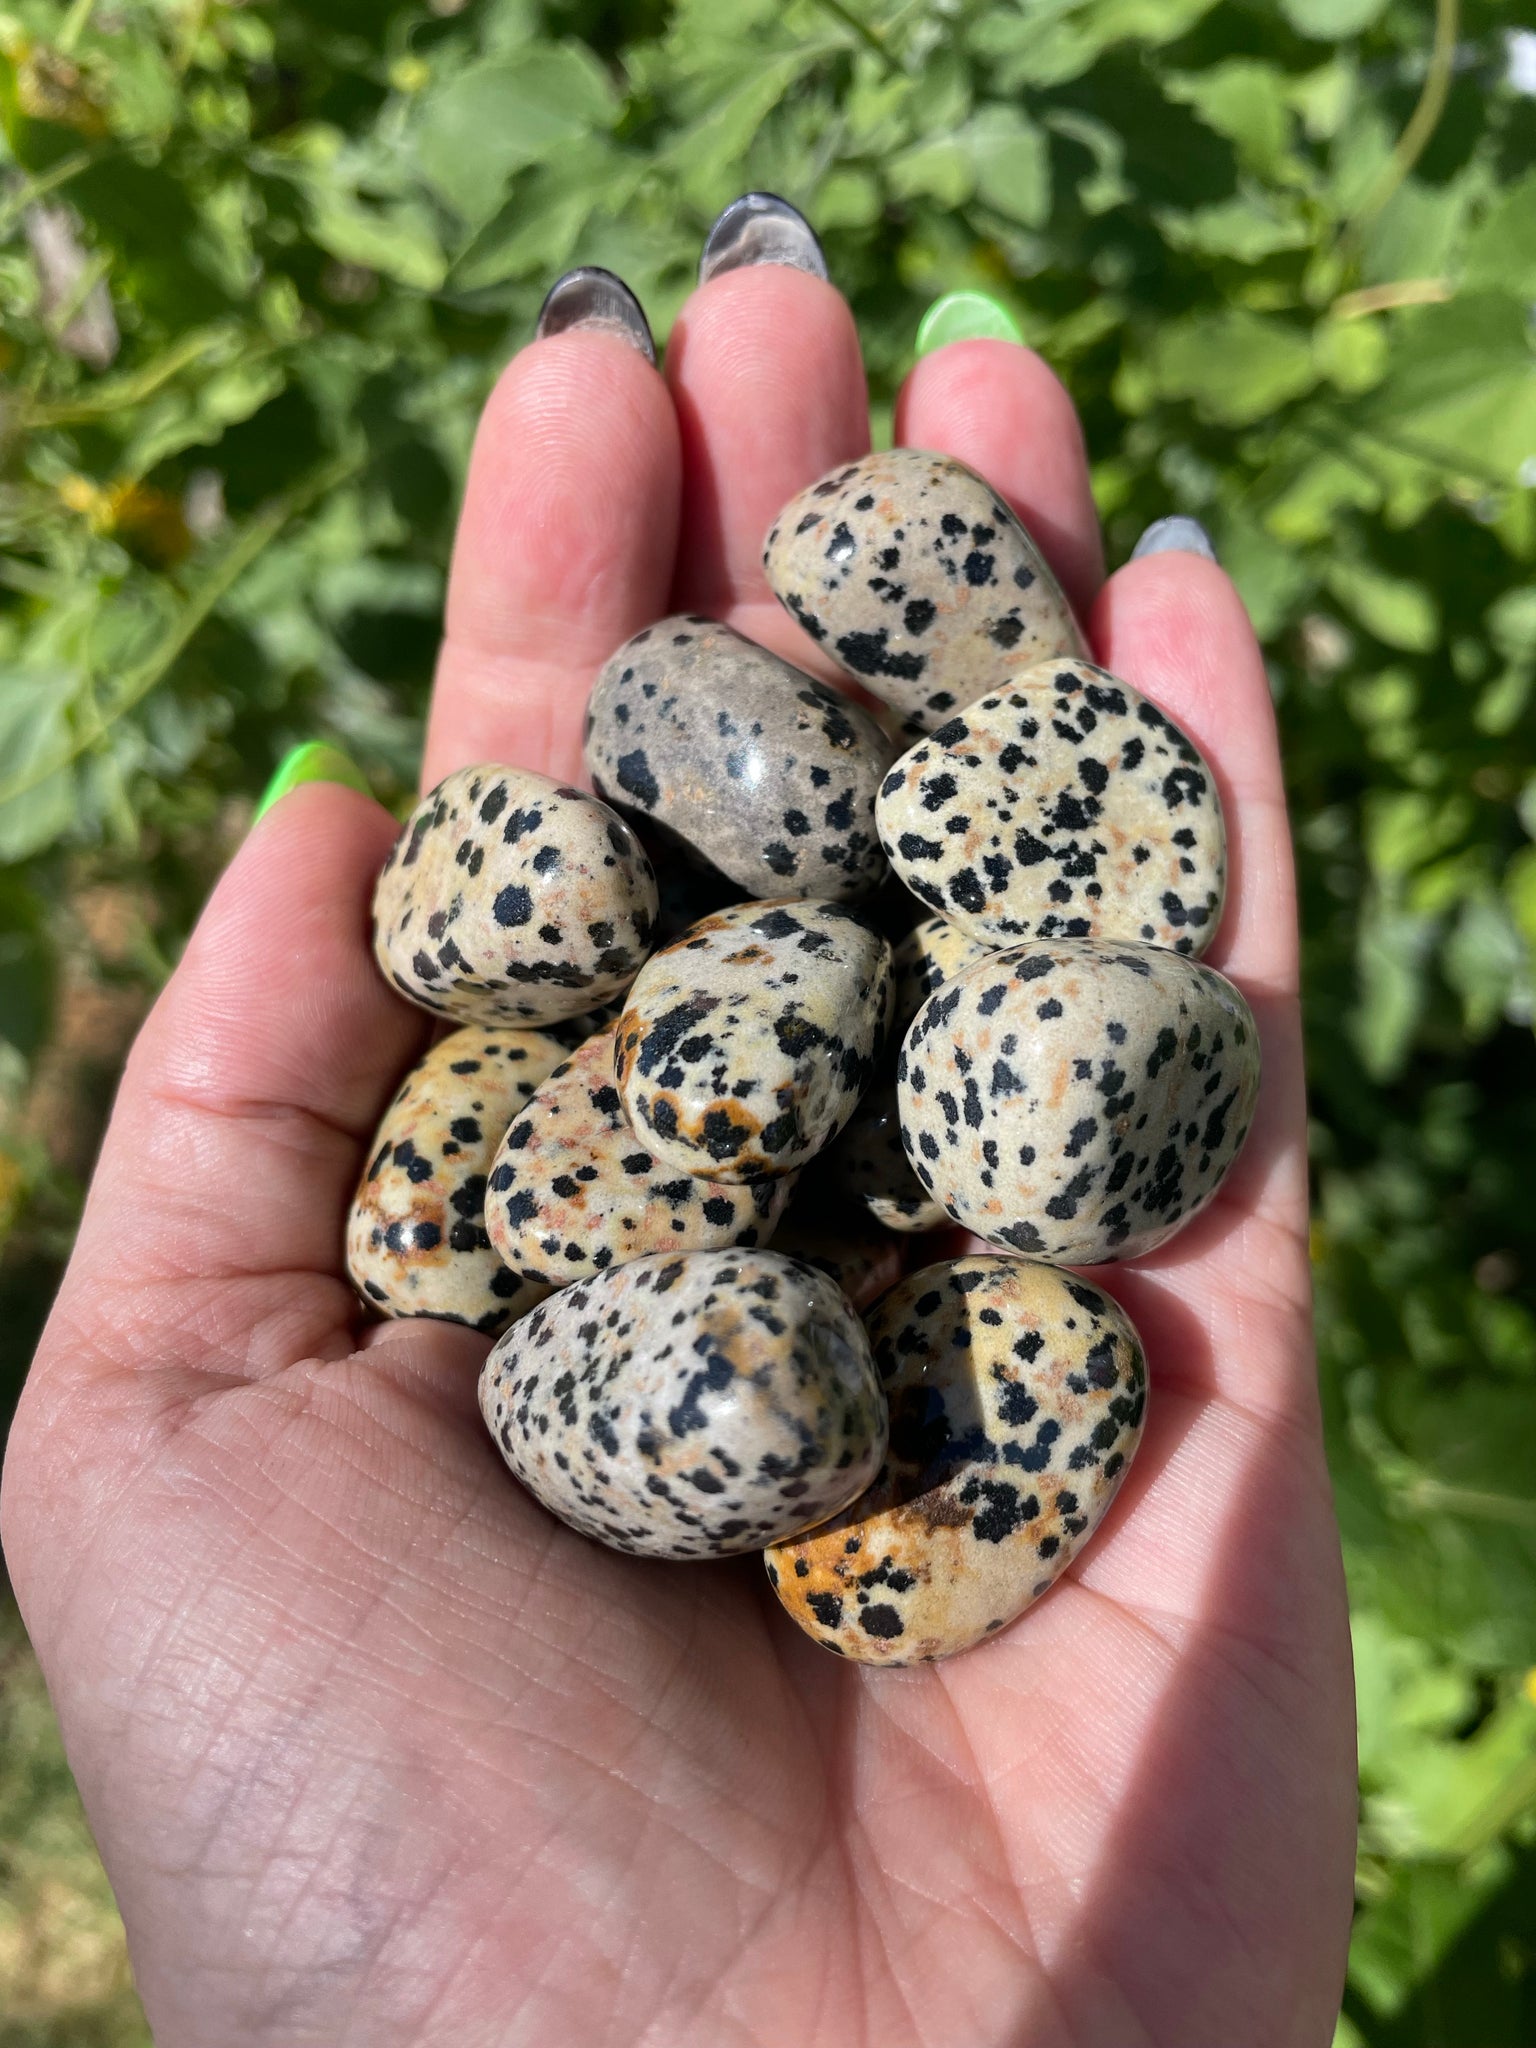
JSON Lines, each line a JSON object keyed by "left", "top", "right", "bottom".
{"left": 814, "top": 0, "right": 897, "bottom": 69}
{"left": 1339, "top": 0, "right": 1460, "bottom": 260}
{"left": 1330, "top": 277, "right": 1452, "bottom": 319}
{"left": 0, "top": 449, "right": 363, "bottom": 813}
{"left": 0, "top": 151, "right": 94, "bottom": 239}
{"left": 55, "top": 0, "right": 98, "bottom": 53}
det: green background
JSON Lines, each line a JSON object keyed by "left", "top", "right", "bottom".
{"left": 2, "top": 0, "right": 1535, "bottom": 2039}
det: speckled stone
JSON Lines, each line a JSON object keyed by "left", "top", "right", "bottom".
{"left": 765, "top": 1255, "right": 1146, "bottom": 1663}
{"left": 898, "top": 939, "right": 1260, "bottom": 1263}
{"left": 876, "top": 660, "right": 1226, "bottom": 955}
{"left": 373, "top": 765, "right": 659, "bottom": 1027}
{"left": 584, "top": 615, "right": 894, "bottom": 902}
{"left": 484, "top": 1028, "right": 792, "bottom": 1287}
{"left": 616, "top": 900, "right": 894, "bottom": 1184}
{"left": 479, "top": 1249, "right": 889, "bottom": 1559}
{"left": 346, "top": 1026, "right": 564, "bottom": 1333}
{"left": 890, "top": 914, "right": 993, "bottom": 1044}
{"left": 822, "top": 1087, "right": 947, "bottom": 1233}
{"left": 763, "top": 450, "right": 1084, "bottom": 734}
{"left": 770, "top": 1196, "right": 905, "bottom": 1312}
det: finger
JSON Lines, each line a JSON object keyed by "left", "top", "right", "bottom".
{"left": 1090, "top": 554, "right": 1295, "bottom": 1000}
{"left": 1085, "top": 555, "right": 1311, "bottom": 1415}
{"left": 895, "top": 339, "right": 1104, "bottom": 618}
{"left": 41, "top": 786, "right": 426, "bottom": 1395}
{"left": 425, "top": 330, "right": 682, "bottom": 790}
{"left": 665, "top": 265, "right": 869, "bottom": 664}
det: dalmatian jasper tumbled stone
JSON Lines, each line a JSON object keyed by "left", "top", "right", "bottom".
{"left": 373, "top": 765, "right": 659, "bottom": 1027}
{"left": 479, "top": 1248, "right": 888, "bottom": 1559}
{"left": 347, "top": 1025, "right": 564, "bottom": 1333}
{"left": 765, "top": 1255, "right": 1146, "bottom": 1664}
{"left": 876, "top": 659, "right": 1226, "bottom": 955}
{"left": 890, "top": 913, "right": 993, "bottom": 1044}
{"left": 484, "top": 1028, "right": 791, "bottom": 1287}
{"left": 898, "top": 939, "right": 1260, "bottom": 1264}
{"left": 763, "top": 449, "right": 1084, "bottom": 735}
{"left": 584, "top": 615, "right": 894, "bottom": 902}
{"left": 822, "top": 1087, "right": 947, "bottom": 1234}
{"left": 616, "top": 899, "right": 894, "bottom": 1184}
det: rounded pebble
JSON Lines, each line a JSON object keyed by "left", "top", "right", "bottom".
{"left": 765, "top": 1255, "right": 1146, "bottom": 1663}
{"left": 890, "top": 914, "right": 993, "bottom": 1044}
{"left": 763, "top": 450, "right": 1084, "bottom": 734}
{"left": 373, "top": 765, "right": 658, "bottom": 1027}
{"left": 584, "top": 615, "right": 894, "bottom": 902}
{"left": 346, "top": 1026, "right": 564, "bottom": 1333}
{"left": 616, "top": 900, "right": 894, "bottom": 1184}
{"left": 484, "top": 1028, "right": 792, "bottom": 1286}
{"left": 480, "top": 1249, "right": 889, "bottom": 1559}
{"left": 822, "top": 1087, "right": 947, "bottom": 1233}
{"left": 898, "top": 939, "right": 1259, "bottom": 1263}
{"left": 876, "top": 660, "right": 1225, "bottom": 955}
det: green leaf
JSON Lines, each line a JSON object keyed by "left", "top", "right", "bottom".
{"left": 451, "top": 147, "right": 641, "bottom": 291}
{"left": 1281, "top": 0, "right": 1387, "bottom": 38}
{"left": 1462, "top": 169, "right": 1536, "bottom": 301}
{"left": 965, "top": 104, "right": 1050, "bottom": 228}
{"left": 412, "top": 46, "right": 616, "bottom": 227}
{"left": 1146, "top": 309, "right": 1319, "bottom": 425}
{"left": 1327, "top": 560, "right": 1440, "bottom": 652}
{"left": 1349, "top": 896, "right": 1434, "bottom": 1080}
{"left": 1165, "top": 60, "right": 1293, "bottom": 178}
{"left": 887, "top": 135, "right": 974, "bottom": 210}
{"left": 0, "top": 668, "right": 78, "bottom": 863}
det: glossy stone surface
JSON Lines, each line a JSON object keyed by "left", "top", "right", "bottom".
{"left": 822, "top": 1087, "right": 947, "bottom": 1233}
{"left": 763, "top": 450, "right": 1084, "bottom": 734}
{"left": 616, "top": 899, "right": 894, "bottom": 1183}
{"left": 346, "top": 1026, "right": 564, "bottom": 1333}
{"left": 898, "top": 940, "right": 1260, "bottom": 1263}
{"left": 480, "top": 1249, "right": 888, "bottom": 1559}
{"left": 373, "top": 765, "right": 658, "bottom": 1028}
{"left": 766, "top": 1255, "right": 1146, "bottom": 1663}
{"left": 484, "top": 1029, "right": 792, "bottom": 1286}
{"left": 876, "top": 661, "right": 1226, "bottom": 955}
{"left": 890, "top": 913, "right": 993, "bottom": 1044}
{"left": 585, "top": 615, "right": 894, "bottom": 902}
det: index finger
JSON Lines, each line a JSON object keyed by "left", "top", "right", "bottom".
{"left": 424, "top": 328, "right": 681, "bottom": 791}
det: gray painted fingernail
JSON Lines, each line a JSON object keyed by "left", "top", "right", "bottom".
{"left": 536, "top": 267, "right": 656, "bottom": 366}
{"left": 699, "top": 193, "right": 828, "bottom": 286}
{"left": 1131, "top": 516, "right": 1217, "bottom": 564}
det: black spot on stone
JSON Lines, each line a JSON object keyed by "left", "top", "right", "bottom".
{"left": 615, "top": 750, "right": 659, "bottom": 808}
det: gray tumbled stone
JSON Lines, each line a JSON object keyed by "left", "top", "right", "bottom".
{"left": 584, "top": 615, "right": 894, "bottom": 902}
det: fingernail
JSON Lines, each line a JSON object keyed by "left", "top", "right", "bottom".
{"left": 254, "top": 741, "right": 370, "bottom": 824}
{"left": 536, "top": 267, "right": 656, "bottom": 366}
{"left": 699, "top": 193, "right": 828, "bottom": 286}
{"left": 915, "top": 289, "right": 1024, "bottom": 356}
{"left": 1130, "top": 516, "right": 1217, "bottom": 564}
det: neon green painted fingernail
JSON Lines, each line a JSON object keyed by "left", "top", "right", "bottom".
{"left": 253, "top": 741, "right": 370, "bottom": 823}
{"left": 915, "top": 290, "right": 1024, "bottom": 356}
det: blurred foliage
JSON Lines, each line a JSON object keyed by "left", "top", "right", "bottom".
{"left": 1, "top": 0, "right": 1535, "bottom": 2038}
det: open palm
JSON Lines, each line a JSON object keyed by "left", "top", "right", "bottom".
{"left": 1, "top": 262, "right": 1355, "bottom": 2047}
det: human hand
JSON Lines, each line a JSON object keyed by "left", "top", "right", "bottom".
{"left": 1, "top": 230, "right": 1356, "bottom": 2046}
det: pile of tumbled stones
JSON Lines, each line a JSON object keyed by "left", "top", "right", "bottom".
{"left": 348, "top": 448, "right": 1259, "bottom": 1666}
